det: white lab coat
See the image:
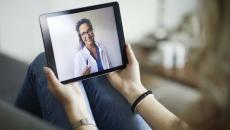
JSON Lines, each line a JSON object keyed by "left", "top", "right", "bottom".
{"left": 74, "top": 42, "right": 110, "bottom": 77}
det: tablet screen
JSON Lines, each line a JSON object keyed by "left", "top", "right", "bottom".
{"left": 40, "top": 2, "right": 127, "bottom": 84}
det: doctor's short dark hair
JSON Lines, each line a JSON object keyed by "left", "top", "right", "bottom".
{"left": 76, "top": 18, "right": 93, "bottom": 46}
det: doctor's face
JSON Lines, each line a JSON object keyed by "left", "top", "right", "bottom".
{"left": 79, "top": 23, "right": 95, "bottom": 46}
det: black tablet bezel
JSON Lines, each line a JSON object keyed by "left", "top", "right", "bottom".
{"left": 39, "top": 2, "right": 127, "bottom": 84}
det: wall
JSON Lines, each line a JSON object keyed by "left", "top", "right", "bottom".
{"left": 0, "top": 0, "right": 197, "bottom": 63}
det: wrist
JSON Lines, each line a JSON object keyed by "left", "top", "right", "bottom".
{"left": 123, "top": 83, "right": 147, "bottom": 104}
{"left": 131, "top": 90, "right": 153, "bottom": 112}
{"left": 64, "top": 103, "right": 91, "bottom": 124}
{"left": 74, "top": 125, "right": 97, "bottom": 130}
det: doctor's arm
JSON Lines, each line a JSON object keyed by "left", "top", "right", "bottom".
{"left": 108, "top": 44, "right": 188, "bottom": 130}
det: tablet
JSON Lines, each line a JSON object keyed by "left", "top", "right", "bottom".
{"left": 39, "top": 2, "right": 127, "bottom": 84}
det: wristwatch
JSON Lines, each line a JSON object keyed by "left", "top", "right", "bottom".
{"left": 72, "top": 118, "right": 97, "bottom": 129}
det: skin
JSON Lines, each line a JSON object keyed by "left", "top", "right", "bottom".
{"left": 108, "top": 44, "right": 187, "bottom": 130}
{"left": 44, "top": 44, "right": 186, "bottom": 130}
{"left": 43, "top": 67, "right": 96, "bottom": 130}
{"left": 81, "top": 65, "right": 91, "bottom": 76}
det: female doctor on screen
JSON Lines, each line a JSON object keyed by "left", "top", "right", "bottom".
{"left": 74, "top": 18, "right": 110, "bottom": 77}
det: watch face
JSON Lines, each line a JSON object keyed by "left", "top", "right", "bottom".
{"left": 72, "top": 118, "right": 96, "bottom": 129}
{"left": 81, "top": 118, "right": 95, "bottom": 125}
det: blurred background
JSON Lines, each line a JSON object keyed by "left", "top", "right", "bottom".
{"left": 0, "top": 0, "right": 198, "bottom": 63}
{"left": 0, "top": 0, "right": 201, "bottom": 122}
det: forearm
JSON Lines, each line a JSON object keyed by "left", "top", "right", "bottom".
{"left": 136, "top": 95, "right": 180, "bottom": 130}
{"left": 123, "top": 84, "right": 183, "bottom": 130}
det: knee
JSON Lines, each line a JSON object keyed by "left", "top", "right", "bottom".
{"left": 27, "top": 52, "right": 46, "bottom": 77}
{"left": 30, "top": 52, "right": 46, "bottom": 70}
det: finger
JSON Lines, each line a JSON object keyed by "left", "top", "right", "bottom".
{"left": 85, "top": 66, "right": 91, "bottom": 73}
{"left": 86, "top": 66, "right": 91, "bottom": 71}
{"left": 108, "top": 71, "right": 116, "bottom": 79}
{"left": 81, "top": 67, "right": 88, "bottom": 75}
{"left": 81, "top": 66, "right": 91, "bottom": 75}
{"left": 84, "top": 68, "right": 91, "bottom": 75}
{"left": 108, "top": 71, "right": 119, "bottom": 81}
{"left": 86, "top": 71, "right": 90, "bottom": 75}
{"left": 43, "top": 67, "right": 62, "bottom": 89}
{"left": 126, "top": 43, "right": 138, "bottom": 64}
{"left": 71, "top": 81, "right": 80, "bottom": 87}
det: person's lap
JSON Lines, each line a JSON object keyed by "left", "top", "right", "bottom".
{"left": 15, "top": 52, "right": 150, "bottom": 130}
{"left": 15, "top": 53, "right": 72, "bottom": 129}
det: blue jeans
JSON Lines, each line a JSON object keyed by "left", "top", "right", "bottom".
{"left": 15, "top": 53, "right": 151, "bottom": 130}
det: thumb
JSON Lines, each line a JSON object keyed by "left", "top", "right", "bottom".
{"left": 43, "top": 67, "right": 62, "bottom": 87}
{"left": 126, "top": 43, "right": 138, "bottom": 64}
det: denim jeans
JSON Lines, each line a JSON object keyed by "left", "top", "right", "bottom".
{"left": 15, "top": 53, "right": 151, "bottom": 130}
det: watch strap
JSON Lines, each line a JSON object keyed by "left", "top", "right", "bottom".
{"left": 72, "top": 118, "right": 96, "bottom": 130}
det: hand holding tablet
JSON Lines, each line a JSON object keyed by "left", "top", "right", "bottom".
{"left": 39, "top": 2, "right": 127, "bottom": 84}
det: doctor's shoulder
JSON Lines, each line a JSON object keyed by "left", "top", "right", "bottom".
{"left": 96, "top": 42, "right": 107, "bottom": 51}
